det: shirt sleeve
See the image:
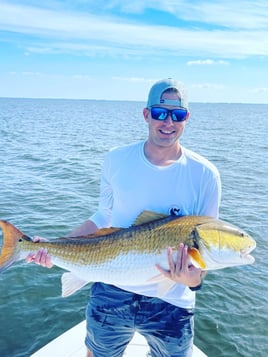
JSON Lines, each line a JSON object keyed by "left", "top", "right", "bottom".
{"left": 89, "top": 153, "right": 113, "bottom": 228}
{"left": 199, "top": 168, "right": 222, "bottom": 218}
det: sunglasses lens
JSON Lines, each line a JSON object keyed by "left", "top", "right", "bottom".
{"left": 150, "top": 107, "right": 187, "bottom": 122}
{"left": 150, "top": 107, "right": 168, "bottom": 120}
{"left": 172, "top": 109, "right": 188, "bottom": 122}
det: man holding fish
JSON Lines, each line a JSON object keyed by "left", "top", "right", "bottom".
{"left": 27, "top": 78, "right": 222, "bottom": 356}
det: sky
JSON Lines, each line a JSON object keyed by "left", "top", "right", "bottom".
{"left": 0, "top": 0, "right": 268, "bottom": 104}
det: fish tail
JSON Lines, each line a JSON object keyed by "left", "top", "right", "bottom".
{"left": 0, "top": 220, "right": 26, "bottom": 272}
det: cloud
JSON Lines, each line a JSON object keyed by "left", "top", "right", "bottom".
{"left": 111, "top": 76, "right": 151, "bottom": 83}
{"left": 0, "top": 1, "right": 268, "bottom": 59}
{"left": 187, "top": 59, "right": 229, "bottom": 65}
{"left": 72, "top": 74, "right": 92, "bottom": 80}
{"left": 191, "top": 83, "right": 225, "bottom": 89}
{"left": 251, "top": 87, "right": 268, "bottom": 93}
{"left": 174, "top": 1, "right": 268, "bottom": 30}
{"left": 101, "top": 0, "right": 268, "bottom": 30}
{"left": 22, "top": 71, "right": 42, "bottom": 76}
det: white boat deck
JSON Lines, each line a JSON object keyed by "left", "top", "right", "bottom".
{"left": 31, "top": 320, "right": 207, "bottom": 357}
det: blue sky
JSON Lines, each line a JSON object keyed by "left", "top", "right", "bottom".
{"left": 1, "top": 0, "right": 268, "bottom": 103}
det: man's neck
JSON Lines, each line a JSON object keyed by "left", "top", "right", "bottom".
{"left": 144, "top": 141, "right": 182, "bottom": 166}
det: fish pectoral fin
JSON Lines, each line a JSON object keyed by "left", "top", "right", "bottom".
{"left": 148, "top": 273, "right": 166, "bottom": 283}
{"left": 148, "top": 274, "right": 176, "bottom": 297}
{"left": 133, "top": 211, "right": 168, "bottom": 226}
{"left": 188, "top": 248, "right": 206, "bottom": 269}
{"left": 157, "top": 278, "right": 177, "bottom": 297}
{"left": 61, "top": 272, "right": 89, "bottom": 297}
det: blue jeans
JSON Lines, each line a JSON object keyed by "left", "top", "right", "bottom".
{"left": 85, "top": 283, "right": 194, "bottom": 357}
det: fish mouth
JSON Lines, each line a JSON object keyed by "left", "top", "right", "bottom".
{"left": 240, "top": 246, "right": 256, "bottom": 264}
{"left": 241, "top": 253, "right": 255, "bottom": 264}
{"left": 240, "top": 241, "right": 256, "bottom": 258}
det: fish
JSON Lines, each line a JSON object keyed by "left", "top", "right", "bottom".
{"left": 0, "top": 211, "right": 256, "bottom": 297}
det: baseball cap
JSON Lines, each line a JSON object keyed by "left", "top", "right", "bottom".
{"left": 147, "top": 78, "right": 188, "bottom": 109}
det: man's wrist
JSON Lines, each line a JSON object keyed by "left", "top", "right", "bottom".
{"left": 189, "top": 281, "right": 203, "bottom": 291}
{"left": 189, "top": 271, "right": 206, "bottom": 291}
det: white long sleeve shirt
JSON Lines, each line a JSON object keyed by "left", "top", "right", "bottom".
{"left": 90, "top": 141, "right": 221, "bottom": 308}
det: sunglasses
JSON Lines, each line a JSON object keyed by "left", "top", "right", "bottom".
{"left": 150, "top": 107, "right": 188, "bottom": 122}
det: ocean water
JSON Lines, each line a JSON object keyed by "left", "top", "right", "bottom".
{"left": 0, "top": 98, "right": 267, "bottom": 357}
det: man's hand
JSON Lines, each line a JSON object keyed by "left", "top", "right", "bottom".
{"left": 155, "top": 243, "right": 204, "bottom": 288}
{"left": 25, "top": 237, "right": 53, "bottom": 268}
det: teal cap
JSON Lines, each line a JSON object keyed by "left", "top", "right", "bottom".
{"left": 147, "top": 78, "right": 188, "bottom": 109}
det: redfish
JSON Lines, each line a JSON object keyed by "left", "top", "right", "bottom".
{"left": 0, "top": 211, "right": 256, "bottom": 297}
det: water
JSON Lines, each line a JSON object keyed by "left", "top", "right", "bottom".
{"left": 0, "top": 98, "right": 267, "bottom": 357}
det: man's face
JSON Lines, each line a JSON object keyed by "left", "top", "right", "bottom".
{"left": 143, "top": 91, "right": 189, "bottom": 148}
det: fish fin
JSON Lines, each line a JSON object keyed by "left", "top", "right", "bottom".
{"left": 61, "top": 272, "right": 89, "bottom": 297}
{"left": 65, "top": 227, "right": 122, "bottom": 240}
{"left": 0, "top": 220, "right": 27, "bottom": 271}
{"left": 148, "top": 273, "right": 166, "bottom": 283}
{"left": 148, "top": 274, "right": 176, "bottom": 297}
{"left": 188, "top": 248, "right": 206, "bottom": 269}
{"left": 85, "top": 227, "right": 121, "bottom": 238}
{"left": 157, "top": 279, "right": 177, "bottom": 297}
{"left": 133, "top": 211, "right": 168, "bottom": 226}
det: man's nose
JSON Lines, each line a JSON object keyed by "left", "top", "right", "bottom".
{"left": 164, "top": 113, "right": 173, "bottom": 123}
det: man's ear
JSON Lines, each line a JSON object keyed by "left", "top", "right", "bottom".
{"left": 143, "top": 108, "right": 150, "bottom": 123}
{"left": 185, "top": 111, "right": 190, "bottom": 122}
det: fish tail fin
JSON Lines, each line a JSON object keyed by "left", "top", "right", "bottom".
{"left": 0, "top": 220, "right": 26, "bottom": 272}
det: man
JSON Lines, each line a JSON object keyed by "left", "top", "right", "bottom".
{"left": 28, "top": 78, "right": 221, "bottom": 356}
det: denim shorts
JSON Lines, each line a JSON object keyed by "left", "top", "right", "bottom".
{"left": 85, "top": 282, "right": 194, "bottom": 357}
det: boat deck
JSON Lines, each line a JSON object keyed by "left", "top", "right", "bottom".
{"left": 31, "top": 320, "right": 207, "bottom": 357}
